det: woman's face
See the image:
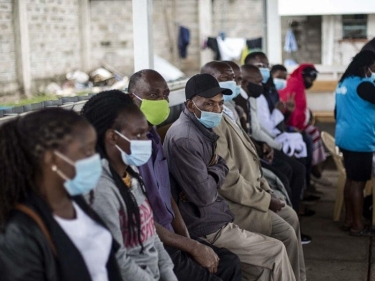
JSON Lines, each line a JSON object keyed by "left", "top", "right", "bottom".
{"left": 115, "top": 111, "right": 149, "bottom": 155}
{"left": 53, "top": 122, "right": 97, "bottom": 180}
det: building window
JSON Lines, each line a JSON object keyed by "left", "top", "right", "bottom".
{"left": 342, "top": 14, "right": 368, "bottom": 39}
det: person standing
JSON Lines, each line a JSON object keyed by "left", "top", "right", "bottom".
{"left": 335, "top": 50, "right": 375, "bottom": 236}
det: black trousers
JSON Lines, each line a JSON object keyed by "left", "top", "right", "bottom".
{"left": 165, "top": 239, "right": 242, "bottom": 281}
{"left": 270, "top": 150, "right": 306, "bottom": 212}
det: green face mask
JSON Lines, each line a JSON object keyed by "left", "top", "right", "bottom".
{"left": 134, "top": 94, "right": 170, "bottom": 125}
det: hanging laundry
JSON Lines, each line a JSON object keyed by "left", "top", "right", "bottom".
{"left": 241, "top": 37, "right": 262, "bottom": 64}
{"left": 206, "top": 37, "right": 221, "bottom": 60}
{"left": 216, "top": 36, "right": 246, "bottom": 61}
{"left": 178, "top": 26, "right": 190, "bottom": 58}
{"left": 284, "top": 28, "right": 298, "bottom": 53}
{"left": 246, "top": 37, "right": 262, "bottom": 50}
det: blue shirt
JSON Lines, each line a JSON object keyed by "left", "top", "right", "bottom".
{"left": 335, "top": 76, "right": 375, "bottom": 152}
{"left": 138, "top": 128, "right": 175, "bottom": 232}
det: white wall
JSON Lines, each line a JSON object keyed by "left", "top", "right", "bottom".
{"left": 321, "top": 14, "right": 375, "bottom": 66}
{"left": 279, "top": 0, "right": 375, "bottom": 16}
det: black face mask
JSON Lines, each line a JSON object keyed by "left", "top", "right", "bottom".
{"left": 247, "top": 82, "right": 264, "bottom": 98}
{"left": 304, "top": 81, "right": 313, "bottom": 89}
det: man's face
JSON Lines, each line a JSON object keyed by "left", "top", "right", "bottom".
{"left": 303, "top": 75, "right": 316, "bottom": 89}
{"left": 241, "top": 70, "right": 263, "bottom": 91}
{"left": 217, "top": 67, "right": 235, "bottom": 83}
{"left": 272, "top": 70, "right": 287, "bottom": 80}
{"left": 248, "top": 55, "right": 269, "bottom": 69}
{"left": 130, "top": 71, "right": 170, "bottom": 107}
{"left": 186, "top": 93, "right": 224, "bottom": 119}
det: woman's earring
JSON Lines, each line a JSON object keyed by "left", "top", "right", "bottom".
{"left": 52, "top": 165, "right": 57, "bottom": 172}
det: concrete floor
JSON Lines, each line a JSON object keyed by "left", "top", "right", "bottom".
{"left": 302, "top": 169, "right": 373, "bottom": 281}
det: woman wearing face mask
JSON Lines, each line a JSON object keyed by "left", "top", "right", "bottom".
{"left": 0, "top": 108, "right": 122, "bottom": 281}
{"left": 81, "top": 90, "right": 177, "bottom": 281}
{"left": 335, "top": 50, "right": 375, "bottom": 236}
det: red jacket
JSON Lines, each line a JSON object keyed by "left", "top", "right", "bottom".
{"left": 279, "top": 64, "right": 315, "bottom": 130}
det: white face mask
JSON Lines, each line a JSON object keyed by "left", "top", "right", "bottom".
{"left": 114, "top": 130, "right": 152, "bottom": 166}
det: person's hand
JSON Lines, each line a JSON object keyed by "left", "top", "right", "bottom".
{"left": 269, "top": 194, "right": 285, "bottom": 212}
{"left": 275, "top": 101, "right": 286, "bottom": 112}
{"left": 191, "top": 243, "right": 220, "bottom": 274}
{"left": 262, "top": 143, "right": 274, "bottom": 163}
{"left": 285, "top": 92, "right": 296, "bottom": 113}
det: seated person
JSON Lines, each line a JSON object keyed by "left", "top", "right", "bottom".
{"left": 163, "top": 73, "right": 296, "bottom": 281}
{"left": 237, "top": 65, "right": 309, "bottom": 215}
{"left": 201, "top": 61, "right": 306, "bottom": 281}
{"left": 244, "top": 53, "right": 306, "bottom": 159}
{"left": 0, "top": 108, "right": 122, "bottom": 281}
{"left": 279, "top": 64, "right": 331, "bottom": 187}
{"left": 128, "top": 69, "right": 242, "bottom": 281}
{"left": 271, "top": 64, "right": 288, "bottom": 91}
{"left": 81, "top": 91, "right": 177, "bottom": 281}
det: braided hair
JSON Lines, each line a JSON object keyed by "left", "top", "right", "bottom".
{"left": 0, "top": 108, "right": 87, "bottom": 225}
{"left": 81, "top": 90, "right": 147, "bottom": 252}
{"left": 339, "top": 50, "right": 375, "bottom": 83}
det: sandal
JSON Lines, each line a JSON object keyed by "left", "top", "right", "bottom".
{"left": 349, "top": 226, "right": 375, "bottom": 237}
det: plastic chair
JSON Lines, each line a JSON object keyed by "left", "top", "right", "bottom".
{"left": 321, "top": 131, "right": 375, "bottom": 225}
{"left": 321, "top": 131, "right": 346, "bottom": 221}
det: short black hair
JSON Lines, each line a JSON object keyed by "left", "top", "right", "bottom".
{"left": 128, "top": 69, "right": 162, "bottom": 94}
{"left": 244, "top": 51, "right": 267, "bottom": 65}
{"left": 241, "top": 64, "right": 260, "bottom": 73}
{"left": 271, "top": 64, "right": 287, "bottom": 75}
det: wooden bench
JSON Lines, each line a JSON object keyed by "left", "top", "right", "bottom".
{"left": 307, "top": 80, "right": 338, "bottom": 93}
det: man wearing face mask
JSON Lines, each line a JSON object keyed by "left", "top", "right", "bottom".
{"left": 128, "top": 69, "right": 242, "bottom": 281}
{"left": 238, "top": 66, "right": 313, "bottom": 226}
{"left": 200, "top": 62, "right": 307, "bottom": 281}
{"left": 271, "top": 64, "right": 288, "bottom": 89}
{"left": 245, "top": 53, "right": 295, "bottom": 135}
{"left": 164, "top": 73, "right": 296, "bottom": 281}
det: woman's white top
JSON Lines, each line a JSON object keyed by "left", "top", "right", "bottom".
{"left": 54, "top": 202, "right": 112, "bottom": 281}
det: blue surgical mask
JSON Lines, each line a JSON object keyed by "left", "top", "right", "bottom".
{"left": 259, "top": 68, "right": 270, "bottom": 83}
{"left": 273, "top": 78, "right": 287, "bottom": 90}
{"left": 192, "top": 101, "right": 223, "bottom": 128}
{"left": 219, "top": 81, "right": 240, "bottom": 102}
{"left": 53, "top": 152, "right": 102, "bottom": 196}
{"left": 115, "top": 130, "right": 152, "bottom": 166}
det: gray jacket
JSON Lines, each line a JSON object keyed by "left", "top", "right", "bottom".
{"left": 86, "top": 159, "right": 176, "bottom": 281}
{"left": 163, "top": 108, "right": 234, "bottom": 238}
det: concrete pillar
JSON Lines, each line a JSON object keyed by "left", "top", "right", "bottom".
{"left": 322, "top": 15, "right": 335, "bottom": 66}
{"left": 13, "top": 0, "right": 31, "bottom": 97}
{"left": 79, "top": 0, "right": 91, "bottom": 71}
{"left": 132, "top": 0, "right": 154, "bottom": 71}
{"left": 266, "top": 0, "right": 282, "bottom": 64}
{"left": 198, "top": 0, "right": 213, "bottom": 67}
{"left": 367, "top": 14, "right": 375, "bottom": 39}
